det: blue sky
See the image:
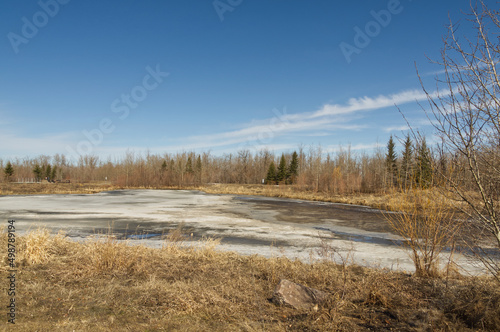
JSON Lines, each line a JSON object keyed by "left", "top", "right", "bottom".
{"left": 0, "top": 0, "right": 492, "bottom": 161}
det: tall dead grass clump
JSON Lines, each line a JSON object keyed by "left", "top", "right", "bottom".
{"left": 165, "top": 222, "right": 189, "bottom": 244}
{"left": 384, "top": 189, "right": 461, "bottom": 277}
{"left": 78, "top": 234, "right": 150, "bottom": 276}
{"left": 17, "top": 228, "right": 70, "bottom": 265}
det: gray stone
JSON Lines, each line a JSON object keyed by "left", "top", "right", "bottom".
{"left": 271, "top": 279, "right": 329, "bottom": 310}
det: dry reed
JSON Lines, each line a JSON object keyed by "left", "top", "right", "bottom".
{"left": 0, "top": 228, "right": 498, "bottom": 331}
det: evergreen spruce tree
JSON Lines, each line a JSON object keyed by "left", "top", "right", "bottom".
{"left": 401, "top": 134, "right": 413, "bottom": 189}
{"left": 4, "top": 162, "right": 14, "bottom": 181}
{"left": 33, "top": 164, "right": 42, "bottom": 181}
{"left": 51, "top": 166, "right": 57, "bottom": 181}
{"left": 185, "top": 156, "right": 194, "bottom": 174}
{"left": 276, "top": 154, "right": 287, "bottom": 183}
{"left": 45, "top": 164, "right": 52, "bottom": 180}
{"left": 266, "top": 162, "right": 277, "bottom": 184}
{"left": 160, "top": 160, "right": 167, "bottom": 182}
{"left": 385, "top": 135, "right": 398, "bottom": 187}
{"left": 287, "top": 151, "right": 299, "bottom": 184}
{"left": 195, "top": 155, "right": 202, "bottom": 174}
{"left": 416, "top": 138, "right": 433, "bottom": 188}
{"left": 195, "top": 155, "right": 202, "bottom": 183}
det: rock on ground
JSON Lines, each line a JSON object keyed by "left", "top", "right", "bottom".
{"left": 271, "top": 279, "right": 329, "bottom": 310}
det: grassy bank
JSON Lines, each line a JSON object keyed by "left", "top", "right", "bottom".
{"left": 1, "top": 229, "right": 499, "bottom": 331}
{"left": 198, "top": 183, "right": 444, "bottom": 212}
{"left": 0, "top": 182, "right": 120, "bottom": 196}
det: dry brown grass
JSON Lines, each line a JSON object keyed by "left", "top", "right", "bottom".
{"left": 200, "top": 183, "right": 454, "bottom": 212}
{"left": 0, "top": 229, "right": 499, "bottom": 331}
{"left": 0, "top": 182, "right": 120, "bottom": 196}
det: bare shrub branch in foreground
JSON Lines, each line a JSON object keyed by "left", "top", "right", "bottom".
{"left": 385, "top": 190, "right": 460, "bottom": 277}
{"left": 418, "top": 0, "right": 500, "bottom": 280}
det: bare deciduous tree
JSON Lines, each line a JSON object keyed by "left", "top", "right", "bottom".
{"left": 419, "top": 0, "right": 500, "bottom": 279}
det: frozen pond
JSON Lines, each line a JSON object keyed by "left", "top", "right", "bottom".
{"left": 0, "top": 189, "right": 485, "bottom": 274}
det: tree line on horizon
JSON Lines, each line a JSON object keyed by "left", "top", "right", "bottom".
{"left": 1, "top": 136, "right": 444, "bottom": 194}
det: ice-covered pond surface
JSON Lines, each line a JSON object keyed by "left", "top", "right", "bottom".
{"left": 0, "top": 189, "right": 486, "bottom": 274}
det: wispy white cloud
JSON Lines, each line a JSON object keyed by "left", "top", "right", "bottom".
{"left": 413, "top": 117, "right": 437, "bottom": 126}
{"left": 165, "top": 89, "right": 430, "bottom": 151}
{"left": 383, "top": 125, "right": 410, "bottom": 132}
{"left": 301, "top": 132, "right": 333, "bottom": 137}
{"left": 419, "top": 68, "right": 447, "bottom": 77}
{"left": 0, "top": 130, "right": 77, "bottom": 159}
{"left": 0, "top": 88, "right": 435, "bottom": 158}
{"left": 325, "top": 142, "right": 383, "bottom": 153}
{"left": 309, "top": 89, "right": 429, "bottom": 118}
{"left": 419, "top": 61, "right": 500, "bottom": 77}
{"left": 89, "top": 89, "right": 431, "bottom": 155}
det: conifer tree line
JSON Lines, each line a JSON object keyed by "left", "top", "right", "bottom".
{"left": 265, "top": 152, "right": 299, "bottom": 184}
{"left": 1, "top": 140, "right": 446, "bottom": 193}
{"left": 385, "top": 135, "right": 438, "bottom": 190}
{"left": 385, "top": 135, "right": 436, "bottom": 189}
